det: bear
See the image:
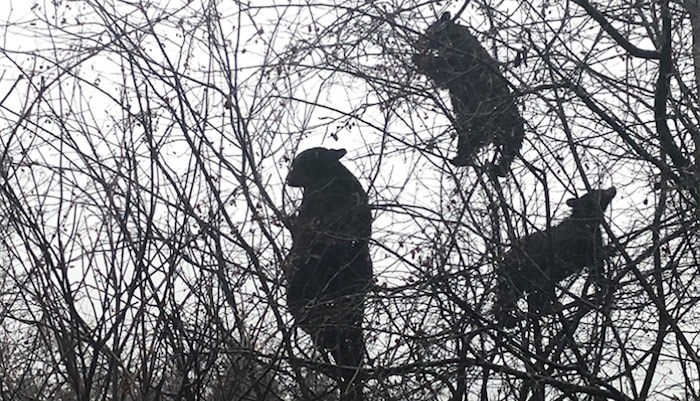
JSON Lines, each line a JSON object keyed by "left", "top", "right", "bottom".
{"left": 496, "top": 187, "right": 617, "bottom": 327}
{"left": 284, "top": 147, "right": 372, "bottom": 400}
{"left": 413, "top": 12, "right": 525, "bottom": 176}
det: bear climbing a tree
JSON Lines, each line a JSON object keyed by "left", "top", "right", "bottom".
{"left": 413, "top": 12, "right": 525, "bottom": 176}
{"left": 496, "top": 187, "right": 617, "bottom": 327}
{"left": 284, "top": 147, "right": 372, "bottom": 401}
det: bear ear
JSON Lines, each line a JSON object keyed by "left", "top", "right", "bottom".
{"left": 440, "top": 12, "right": 452, "bottom": 22}
{"left": 330, "top": 148, "right": 347, "bottom": 160}
{"left": 566, "top": 197, "right": 579, "bottom": 208}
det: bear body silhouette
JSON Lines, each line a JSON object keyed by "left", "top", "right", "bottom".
{"left": 284, "top": 147, "right": 371, "bottom": 400}
{"left": 496, "top": 187, "right": 616, "bottom": 326}
{"left": 413, "top": 12, "right": 524, "bottom": 176}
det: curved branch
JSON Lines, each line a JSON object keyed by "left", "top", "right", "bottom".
{"left": 571, "top": 0, "right": 661, "bottom": 59}
{"left": 655, "top": 0, "right": 691, "bottom": 169}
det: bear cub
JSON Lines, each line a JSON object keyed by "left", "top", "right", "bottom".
{"left": 496, "top": 187, "right": 616, "bottom": 327}
{"left": 413, "top": 12, "right": 525, "bottom": 176}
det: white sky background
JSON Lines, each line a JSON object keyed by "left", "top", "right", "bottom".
{"left": 0, "top": 0, "right": 698, "bottom": 399}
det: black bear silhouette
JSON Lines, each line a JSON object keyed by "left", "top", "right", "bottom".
{"left": 496, "top": 187, "right": 616, "bottom": 327}
{"left": 284, "top": 147, "right": 371, "bottom": 400}
{"left": 413, "top": 12, "right": 525, "bottom": 176}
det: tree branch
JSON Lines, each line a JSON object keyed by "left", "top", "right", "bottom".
{"left": 655, "top": 0, "right": 690, "bottom": 169}
{"left": 571, "top": 0, "right": 661, "bottom": 59}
